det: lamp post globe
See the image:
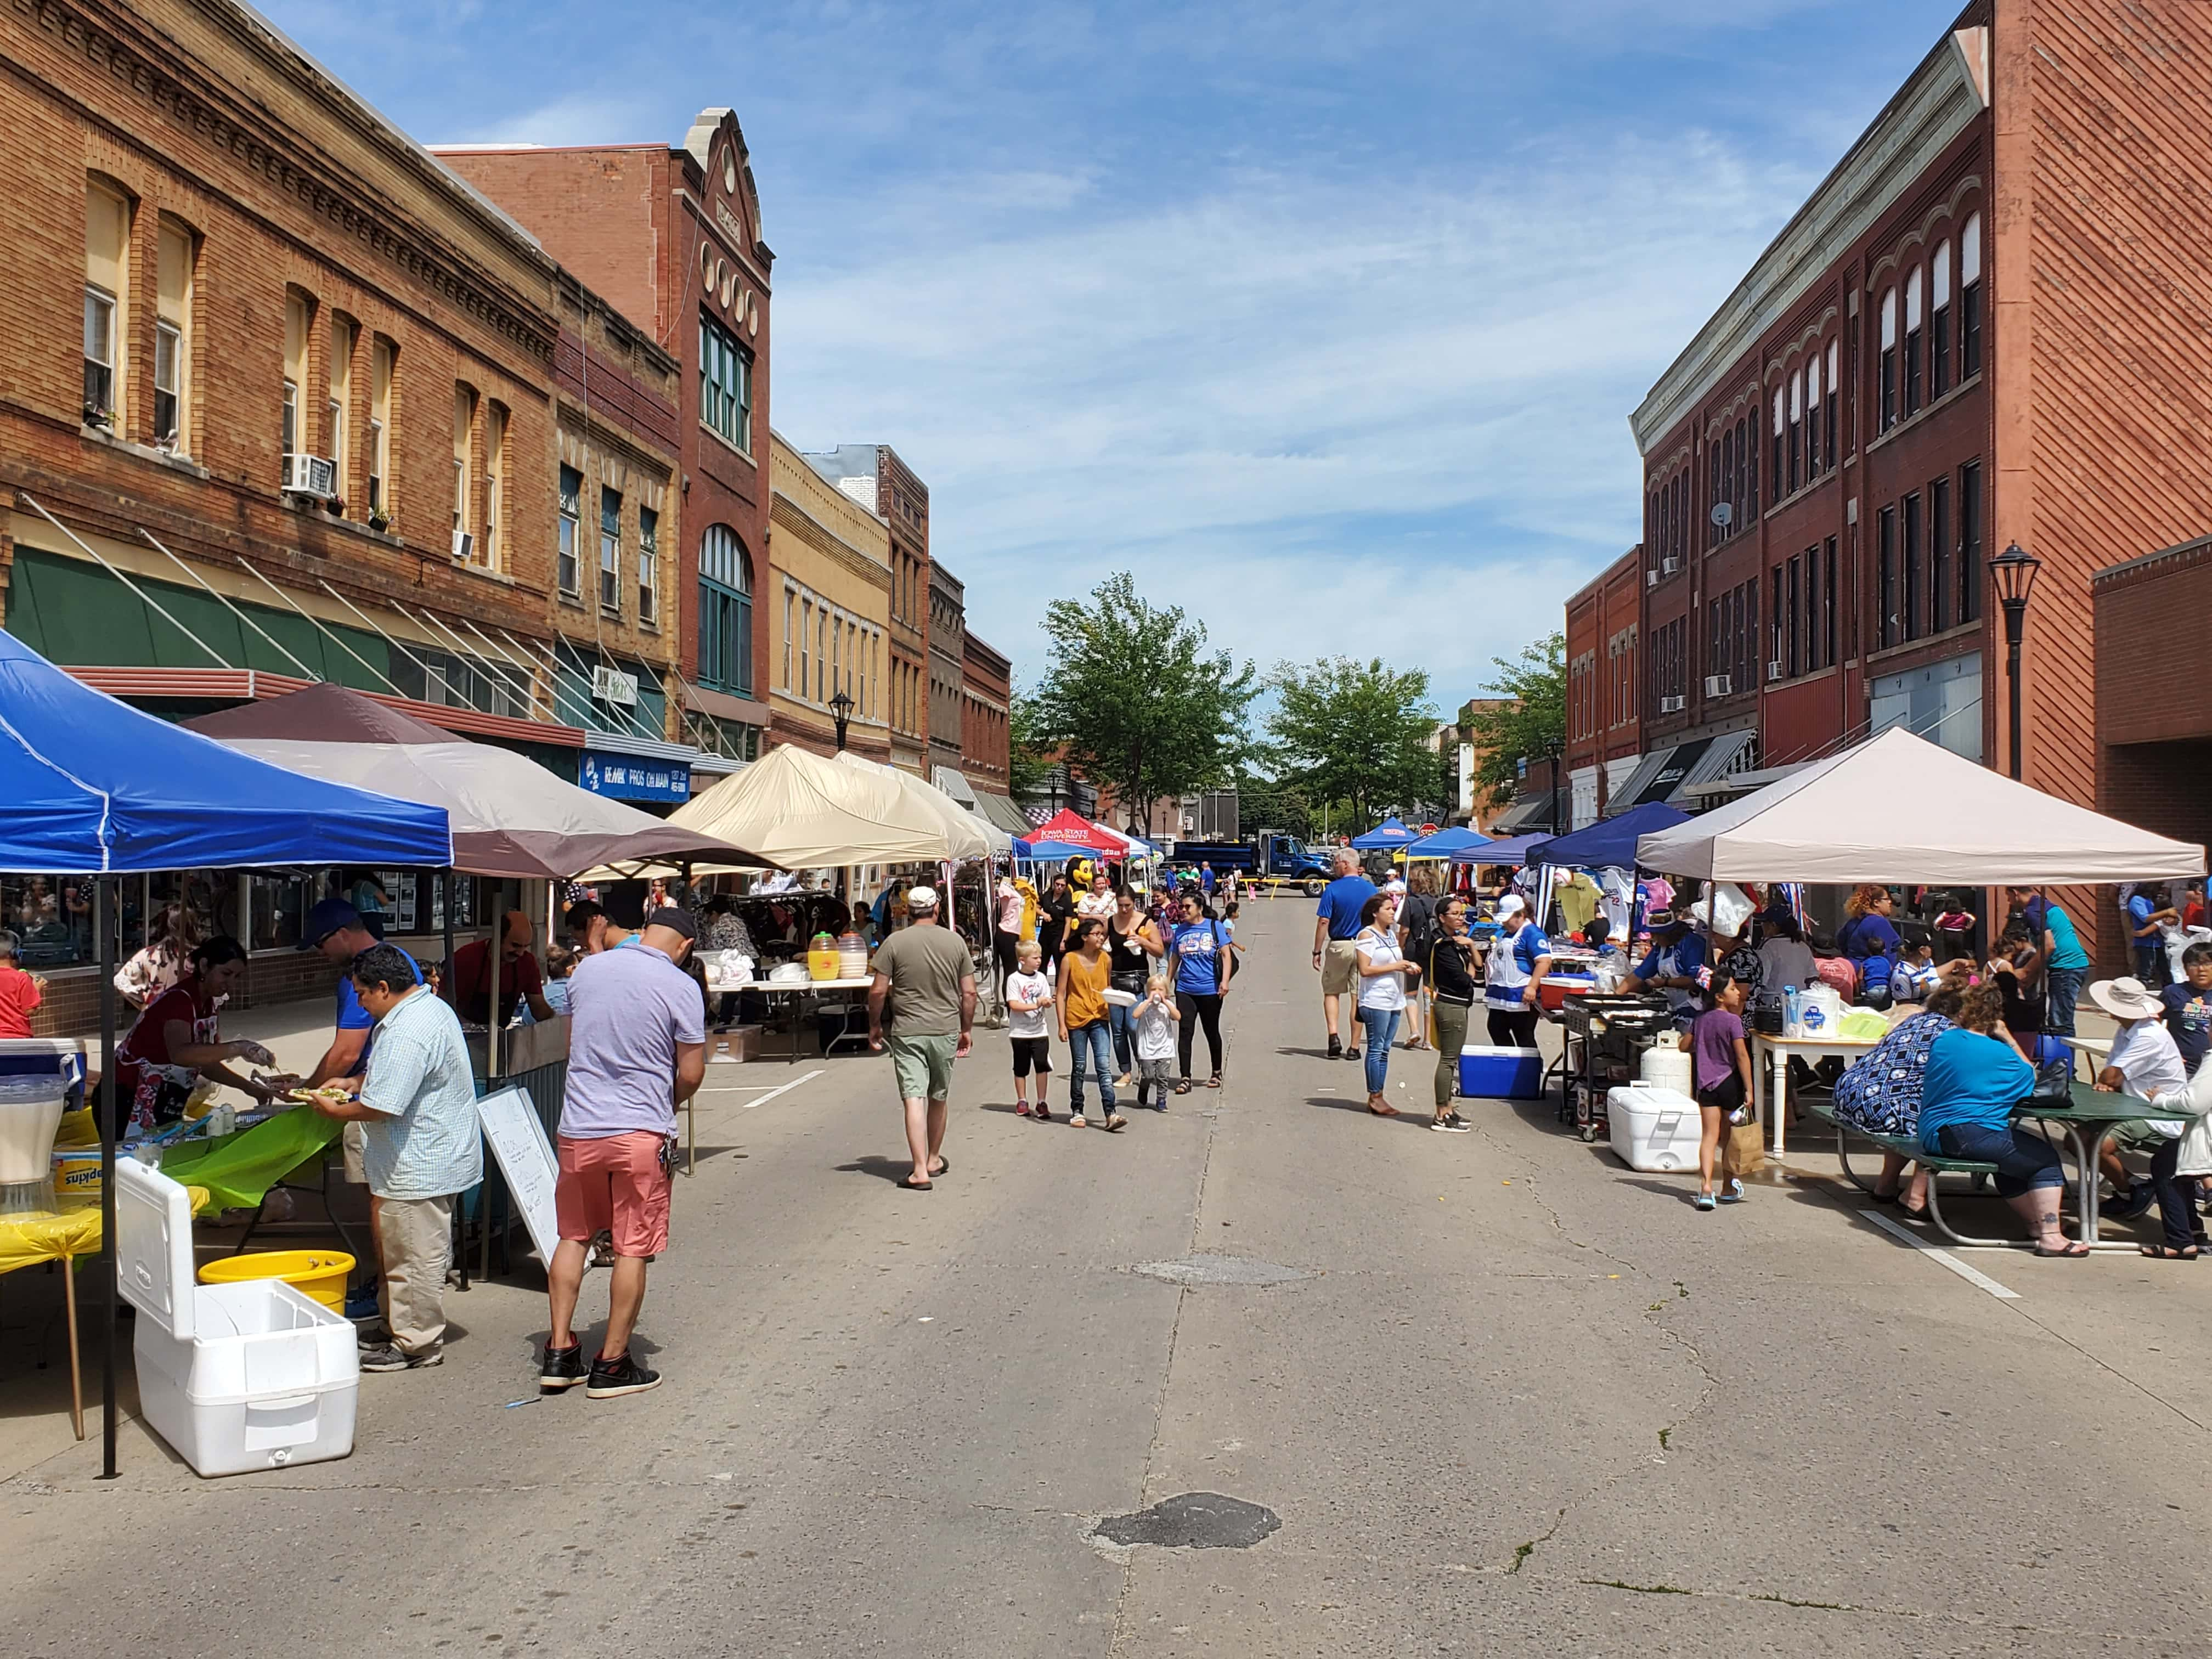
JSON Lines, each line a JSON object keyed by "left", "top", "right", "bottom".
{"left": 1988, "top": 541, "right": 2041, "bottom": 781}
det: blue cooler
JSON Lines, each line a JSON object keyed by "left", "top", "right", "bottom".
{"left": 1458, "top": 1044, "right": 1543, "bottom": 1099}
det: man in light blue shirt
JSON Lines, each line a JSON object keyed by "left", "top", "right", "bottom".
{"left": 309, "top": 942, "right": 481, "bottom": 1373}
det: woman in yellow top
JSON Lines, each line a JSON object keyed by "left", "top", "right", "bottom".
{"left": 1056, "top": 918, "right": 1122, "bottom": 1132}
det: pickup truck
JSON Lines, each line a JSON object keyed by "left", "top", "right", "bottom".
{"left": 1169, "top": 832, "right": 1336, "bottom": 895}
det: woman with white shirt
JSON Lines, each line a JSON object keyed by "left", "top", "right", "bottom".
{"left": 1355, "top": 893, "right": 1416, "bottom": 1117}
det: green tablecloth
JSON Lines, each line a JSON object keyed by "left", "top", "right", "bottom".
{"left": 159, "top": 1108, "right": 343, "bottom": 1211}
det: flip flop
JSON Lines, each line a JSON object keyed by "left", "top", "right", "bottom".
{"left": 899, "top": 1175, "right": 933, "bottom": 1192}
{"left": 928, "top": 1156, "right": 949, "bottom": 1177}
{"left": 2033, "top": 1239, "right": 2090, "bottom": 1258}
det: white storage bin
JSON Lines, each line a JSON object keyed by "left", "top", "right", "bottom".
{"left": 115, "top": 1157, "right": 358, "bottom": 1478}
{"left": 1608, "top": 1085, "right": 1703, "bottom": 1172}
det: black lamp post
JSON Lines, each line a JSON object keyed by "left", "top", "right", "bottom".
{"left": 1988, "top": 541, "right": 2041, "bottom": 781}
{"left": 1545, "top": 736, "right": 1564, "bottom": 833}
{"left": 829, "top": 686, "right": 855, "bottom": 753}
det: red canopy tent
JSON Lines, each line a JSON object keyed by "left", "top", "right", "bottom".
{"left": 1029, "top": 809, "right": 1130, "bottom": 854}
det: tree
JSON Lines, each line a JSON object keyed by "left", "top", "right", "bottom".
{"left": 1235, "top": 773, "right": 1312, "bottom": 839}
{"left": 1030, "top": 572, "right": 1259, "bottom": 831}
{"left": 1007, "top": 687, "right": 1054, "bottom": 800}
{"left": 1266, "top": 657, "right": 1437, "bottom": 828}
{"left": 1465, "top": 631, "right": 1566, "bottom": 810}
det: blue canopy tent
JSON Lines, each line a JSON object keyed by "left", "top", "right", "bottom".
{"left": 1526, "top": 802, "right": 1689, "bottom": 872}
{"left": 1446, "top": 832, "right": 1551, "bottom": 867}
{"left": 0, "top": 630, "right": 452, "bottom": 1474}
{"left": 1405, "top": 825, "right": 1491, "bottom": 860}
{"left": 1014, "top": 838, "right": 1093, "bottom": 861}
{"left": 1350, "top": 817, "right": 1419, "bottom": 850}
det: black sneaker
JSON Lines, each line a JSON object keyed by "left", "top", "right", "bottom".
{"left": 586, "top": 1351, "right": 663, "bottom": 1399}
{"left": 1344, "top": 1047, "right": 1362, "bottom": 1062}
{"left": 2108, "top": 1182, "right": 2157, "bottom": 1221}
{"left": 359, "top": 1342, "right": 441, "bottom": 1372}
{"left": 539, "top": 1340, "right": 587, "bottom": 1392}
{"left": 1326, "top": 1036, "right": 1342, "bottom": 1060}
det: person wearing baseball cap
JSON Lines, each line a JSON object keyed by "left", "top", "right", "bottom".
{"left": 866, "top": 884, "right": 976, "bottom": 1190}
{"left": 1624, "top": 907, "right": 1707, "bottom": 1029}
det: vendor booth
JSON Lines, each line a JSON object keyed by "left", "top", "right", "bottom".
{"left": 0, "top": 631, "right": 452, "bottom": 1474}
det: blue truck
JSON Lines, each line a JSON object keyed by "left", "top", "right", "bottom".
{"left": 1168, "top": 832, "right": 1337, "bottom": 895}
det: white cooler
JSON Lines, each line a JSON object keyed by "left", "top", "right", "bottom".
{"left": 115, "top": 1157, "right": 359, "bottom": 1477}
{"left": 1607, "top": 1085, "right": 1703, "bottom": 1172}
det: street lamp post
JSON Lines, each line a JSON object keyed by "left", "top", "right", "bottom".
{"left": 1988, "top": 542, "right": 2041, "bottom": 781}
{"left": 1546, "top": 737, "right": 1564, "bottom": 833}
{"left": 829, "top": 686, "right": 855, "bottom": 753}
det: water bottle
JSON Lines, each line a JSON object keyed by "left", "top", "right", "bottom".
{"left": 1782, "top": 984, "right": 1801, "bottom": 1039}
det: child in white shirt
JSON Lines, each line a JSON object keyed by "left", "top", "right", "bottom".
{"left": 1132, "top": 973, "right": 1180, "bottom": 1110}
{"left": 1891, "top": 941, "right": 1941, "bottom": 1002}
{"left": 1006, "top": 940, "right": 1056, "bottom": 1119}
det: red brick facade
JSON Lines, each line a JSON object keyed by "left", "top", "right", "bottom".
{"left": 1564, "top": 546, "right": 1643, "bottom": 822}
{"left": 961, "top": 632, "right": 1012, "bottom": 791}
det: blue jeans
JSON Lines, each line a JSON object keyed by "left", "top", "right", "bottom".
{"left": 1933, "top": 1121, "right": 2065, "bottom": 1198}
{"left": 2135, "top": 945, "right": 2168, "bottom": 988}
{"left": 1359, "top": 1007, "right": 1400, "bottom": 1094}
{"left": 1108, "top": 999, "right": 1137, "bottom": 1074}
{"left": 1067, "top": 1021, "right": 1115, "bottom": 1112}
{"left": 2045, "top": 967, "right": 2084, "bottom": 1035}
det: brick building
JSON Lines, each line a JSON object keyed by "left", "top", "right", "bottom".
{"left": 0, "top": 0, "right": 718, "bottom": 1026}
{"left": 960, "top": 632, "right": 1012, "bottom": 793}
{"left": 926, "top": 559, "right": 966, "bottom": 778}
{"left": 1562, "top": 547, "right": 1644, "bottom": 827}
{"left": 438, "top": 111, "right": 775, "bottom": 765}
{"left": 1571, "top": 1, "right": 2212, "bottom": 955}
{"left": 769, "top": 431, "right": 892, "bottom": 761}
{"left": 802, "top": 444, "right": 932, "bottom": 775}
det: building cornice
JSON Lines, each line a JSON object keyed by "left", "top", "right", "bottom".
{"left": 1629, "top": 26, "right": 1989, "bottom": 456}
{"left": 769, "top": 490, "right": 893, "bottom": 587}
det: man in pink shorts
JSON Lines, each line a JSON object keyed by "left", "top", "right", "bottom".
{"left": 540, "top": 908, "right": 706, "bottom": 1399}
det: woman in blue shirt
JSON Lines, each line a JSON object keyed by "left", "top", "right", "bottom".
{"left": 1169, "top": 891, "right": 1232, "bottom": 1093}
{"left": 1916, "top": 983, "right": 2083, "bottom": 1256}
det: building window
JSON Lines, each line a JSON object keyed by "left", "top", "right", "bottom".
{"left": 327, "top": 317, "right": 354, "bottom": 503}
{"left": 816, "top": 606, "right": 828, "bottom": 703}
{"left": 599, "top": 487, "right": 622, "bottom": 613}
{"left": 369, "top": 338, "right": 395, "bottom": 522}
{"left": 1802, "top": 545, "right": 1820, "bottom": 673}
{"left": 1824, "top": 340, "right": 1839, "bottom": 464}
{"left": 84, "top": 179, "right": 131, "bottom": 428}
{"left": 1929, "top": 473, "right": 1951, "bottom": 634}
{"left": 697, "top": 526, "right": 753, "bottom": 696}
{"left": 637, "top": 505, "right": 658, "bottom": 622}
{"left": 557, "top": 466, "right": 582, "bottom": 596}
{"left": 1824, "top": 536, "right": 1838, "bottom": 666}
{"left": 452, "top": 385, "right": 476, "bottom": 554}
{"left": 1902, "top": 492, "right": 1923, "bottom": 641}
{"left": 1786, "top": 554, "right": 1802, "bottom": 679}
{"left": 800, "top": 597, "right": 812, "bottom": 699}
{"left": 1929, "top": 238, "right": 1953, "bottom": 399}
{"left": 482, "top": 404, "right": 506, "bottom": 568}
{"left": 1960, "top": 212, "right": 1983, "bottom": 380}
{"left": 1878, "top": 288, "right": 1897, "bottom": 432}
{"left": 1805, "top": 356, "right": 1821, "bottom": 476}
{"left": 1878, "top": 504, "right": 1898, "bottom": 648}
{"left": 1903, "top": 267, "right": 1924, "bottom": 418}
{"left": 154, "top": 218, "right": 194, "bottom": 450}
{"left": 283, "top": 290, "right": 312, "bottom": 464}
{"left": 1770, "top": 387, "right": 1784, "bottom": 500}
{"left": 699, "top": 312, "right": 753, "bottom": 452}
{"left": 782, "top": 586, "right": 796, "bottom": 689}
{"left": 1959, "top": 460, "right": 1983, "bottom": 624}
{"left": 1787, "top": 370, "right": 1802, "bottom": 494}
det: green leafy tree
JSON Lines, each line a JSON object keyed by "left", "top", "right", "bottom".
{"left": 1031, "top": 572, "right": 1259, "bottom": 831}
{"left": 1465, "top": 632, "right": 1566, "bottom": 810}
{"left": 1266, "top": 657, "right": 1437, "bottom": 827}
{"left": 1007, "top": 687, "right": 1054, "bottom": 800}
{"left": 1235, "top": 774, "right": 1312, "bottom": 840}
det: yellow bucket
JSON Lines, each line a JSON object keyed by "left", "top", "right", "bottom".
{"left": 198, "top": 1250, "right": 356, "bottom": 1314}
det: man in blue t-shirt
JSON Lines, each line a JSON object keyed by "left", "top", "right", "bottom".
{"left": 2127, "top": 887, "right": 2178, "bottom": 986}
{"left": 1311, "top": 848, "right": 1378, "bottom": 1060}
{"left": 2164, "top": 942, "right": 2212, "bottom": 1070}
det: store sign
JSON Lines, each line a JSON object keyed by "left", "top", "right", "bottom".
{"left": 579, "top": 749, "right": 690, "bottom": 803}
{"left": 591, "top": 665, "right": 639, "bottom": 707}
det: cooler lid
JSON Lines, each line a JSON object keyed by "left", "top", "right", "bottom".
{"left": 0, "top": 1037, "right": 86, "bottom": 1082}
{"left": 114, "top": 1156, "right": 196, "bottom": 1340}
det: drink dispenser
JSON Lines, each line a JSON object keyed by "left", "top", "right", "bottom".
{"left": 0, "top": 1039, "right": 83, "bottom": 1215}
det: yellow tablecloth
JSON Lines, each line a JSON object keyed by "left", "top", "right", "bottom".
{"left": 0, "top": 1186, "right": 212, "bottom": 1276}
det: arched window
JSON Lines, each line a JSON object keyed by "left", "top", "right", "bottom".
{"left": 1787, "top": 367, "right": 1803, "bottom": 494}
{"left": 1903, "top": 266, "right": 1925, "bottom": 417}
{"left": 1960, "top": 211, "right": 1983, "bottom": 379}
{"left": 1805, "top": 353, "right": 1821, "bottom": 475}
{"left": 1878, "top": 288, "right": 1898, "bottom": 431}
{"left": 1930, "top": 238, "right": 1953, "bottom": 398}
{"left": 1824, "top": 340, "right": 1839, "bottom": 462}
{"left": 1771, "top": 386, "right": 1785, "bottom": 499}
{"left": 697, "top": 525, "right": 753, "bottom": 696}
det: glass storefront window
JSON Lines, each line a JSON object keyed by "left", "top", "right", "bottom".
{"left": 1, "top": 874, "right": 98, "bottom": 968}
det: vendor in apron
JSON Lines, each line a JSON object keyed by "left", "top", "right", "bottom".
{"left": 111, "top": 936, "right": 279, "bottom": 1135}
{"left": 1624, "top": 910, "right": 1709, "bottom": 1031}
{"left": 1483, "top": 895, "right": 1552, "bottom": 1049}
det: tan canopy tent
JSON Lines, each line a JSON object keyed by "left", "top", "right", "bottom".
{"left": 662, "top": 742, "right": 989, "bottom": 871}
{"left": 186, "top": 683, "right": 771, "bottom": 878}
{"left": 846, "top": 752, "right": 1005, "bottom": 857}
{"left": 1635, "top": 726, "right": 2207, "bottom": 885}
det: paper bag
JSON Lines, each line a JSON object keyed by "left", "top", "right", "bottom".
{"left": 1726, "top": 1120, "right": 1767, "bottom": 1177}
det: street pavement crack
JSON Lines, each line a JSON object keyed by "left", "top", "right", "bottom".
{"left": 1470, "top": 1118, "right": 1642, "bottom": 1276}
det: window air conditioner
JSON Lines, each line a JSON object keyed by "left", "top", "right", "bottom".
{"left": 1659, "top": 694, "right": 1685, "bottom": 714}
{"left": 1768, "top": 659, "right": 1785, "bottom": 682}
{"left": 1661, "top": 557, "right": 1680, "bottom": 575}
{"left": 1703, "top": 674, "right": 1731, "bottom": 697}
{"left": 282, "top": 453, "right": 337, "bottom": 499}
{"left": 451, "top": 529, "right": 476, "bottom": 563}
{"left": 1646, "top": 569, "right": 1659, "bottom": 589}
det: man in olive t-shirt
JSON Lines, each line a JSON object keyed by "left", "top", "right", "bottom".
{"left": 866, "top": 885, "right": 977, "bottom": 1190}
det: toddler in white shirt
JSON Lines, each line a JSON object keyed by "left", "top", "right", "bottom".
{"left": 1132, "top": 974, "right": 1180, "bottom": 1110}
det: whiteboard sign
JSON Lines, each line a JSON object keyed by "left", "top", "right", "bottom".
{"left": 476, "top": 1085, "right": 560, "bottom": 1265}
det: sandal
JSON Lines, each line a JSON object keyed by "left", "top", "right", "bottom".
{"left": 1367, "top": 1098, "right": 1398, "bottom": 1117}
{"left": 1695, "top": 1191, "right": 1717, "bottom": 1211}
{"left": 899, "top": 1175, "right": 933, "bottom": 1192}
{"left": 1175, "top": 1079, "right": 1193, "bottom": 1096}
{"left": 2033, "top": 1239, "right": 2091, "bottom": 1258}
{"left": 1104, "top": 1114, "right": 1127, "bottom": 1132}
{"left": 1896, "top": 1201, "right": 1929, "bottom": 1222}
{"left": 1068, "top": 1115, "right": 1087, "bottom": 1130}
{"left": 1205, "top": 1075, "right": 1222, "bottom": 1089}
{"left": 2139, "top": 1244, "right": 2200, "bottom": 1260}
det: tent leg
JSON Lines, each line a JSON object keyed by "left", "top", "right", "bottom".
{"left": 63, "top": 1251, "right": 83, "bottom": 1442}
{"left": 97, "top": 872, "right": 119, "bottom": 1480}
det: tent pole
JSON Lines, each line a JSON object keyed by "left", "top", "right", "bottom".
{"left": 97, "top": 873, "right": 119, "bottom": 1480}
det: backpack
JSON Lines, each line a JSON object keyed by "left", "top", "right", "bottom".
{"left": 1401, "top": 893, "right": 1438, "bottom": 966}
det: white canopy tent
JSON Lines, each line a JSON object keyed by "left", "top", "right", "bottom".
{"left": 837, "top": 751, "right": 1000, "bottom": 858}
{"left": 1635, "top": 726, "right": 2207, "bottom": 884}
{"left": 663, "top": 742, "right": 987, "bottom": 871}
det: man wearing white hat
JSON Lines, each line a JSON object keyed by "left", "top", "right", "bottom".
{"left": 2089, "top": 975, "right": 2190, "bottom": 1221}
{"left": 867, "top": 885, "right": 976, "bottom": 1192}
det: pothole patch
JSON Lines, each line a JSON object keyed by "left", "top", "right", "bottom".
{"left": 1128, "top": 1254, "right": 1313, "bottom": 1287}
{"left": 1094, "top": 1492, "right": 1282, "bottom": 1550}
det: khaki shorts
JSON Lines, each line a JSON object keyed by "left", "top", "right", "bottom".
{"left": 888, "top": 1032, "right": 958, "bottom": 1101}
{"left": 1322, "top": 939, "right": 1361, "bottom": 996}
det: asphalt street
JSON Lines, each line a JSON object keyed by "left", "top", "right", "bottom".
{"left": 5, "top": 900, "right": 2212, "bottom": 1656}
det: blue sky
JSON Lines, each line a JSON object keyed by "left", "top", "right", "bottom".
{"left": 263, "top": 0, "right": 1955, "bottom": 704}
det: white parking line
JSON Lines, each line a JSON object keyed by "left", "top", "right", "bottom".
{"left": 693, "top": 1068, "right": 825, "bottom": 1109}
{"left": 1860, "top": 1206, "right": 2021, "bottom": 1300}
